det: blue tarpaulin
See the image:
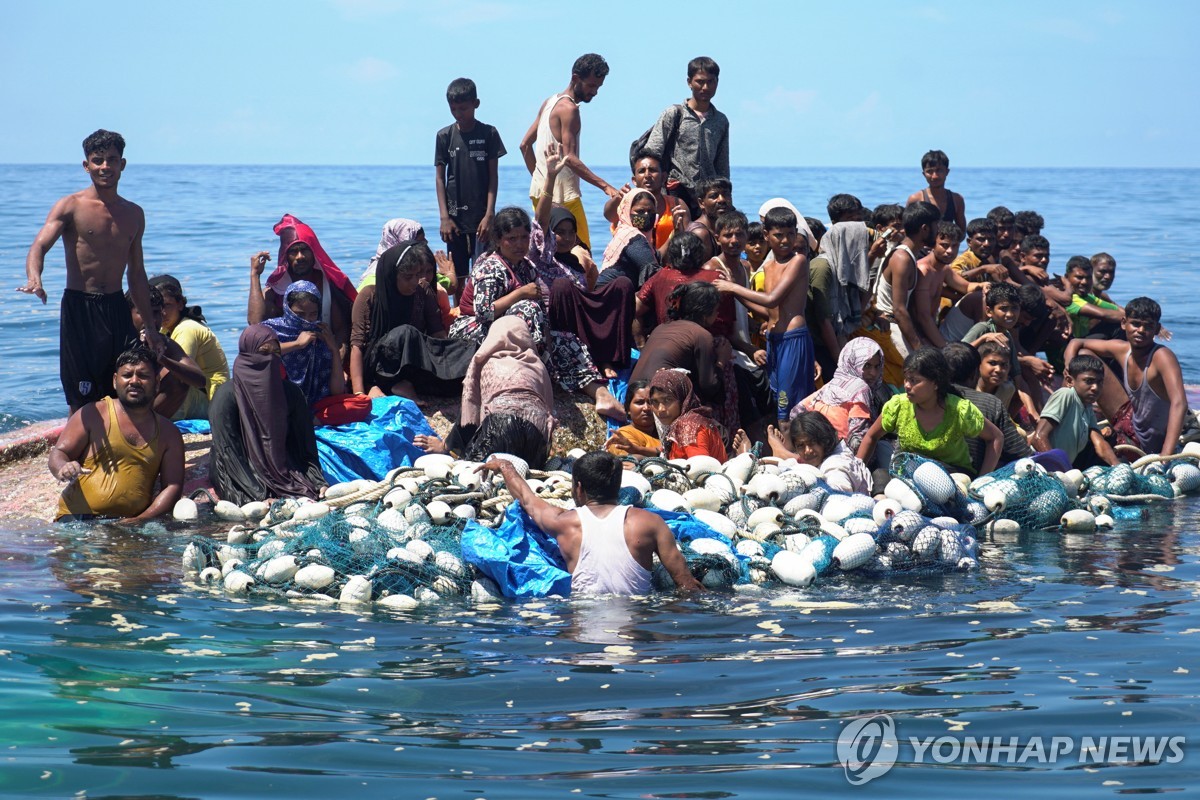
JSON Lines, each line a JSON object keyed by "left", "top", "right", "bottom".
{"left": 314, "top": 397, "right": 435, "bottom": 483}
{"left": 461, "top": 500, "right": 732, "bottom": 598}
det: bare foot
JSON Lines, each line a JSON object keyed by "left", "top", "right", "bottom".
{"left": 601, "top": 362, "right": 619, "bottom": 381}
{"left": 390, "top": 380, "right": 417, "bottom": 400}
{"left": 590, "top": 384, "right": 628, "bottom": 422}
{"left": 414, "top": 434, "right": 447, "bottom": 454}
{"left": 367, "top": 386, "right": 386, "bottom": 399}
{"left": 766, "top": 425, "right": 794, "bottom": 459}
{"left": 731, "top": 428, "right": 751, "bottom": 455}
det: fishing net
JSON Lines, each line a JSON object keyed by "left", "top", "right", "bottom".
{"left": 968, "top": 460, "right": 1076, "bottom": 530}
{"left": 888, "top": 452, "right": 976, "bottom": 522}
{"left": 1083, "top": 463, "right": 1174, "bottom": 503}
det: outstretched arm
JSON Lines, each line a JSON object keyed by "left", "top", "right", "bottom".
{"left": 21, "top": 197, "right": 70, "bottom": 303}
{"left": 478, "top": 458, "right": 574, "bottom": 535}
{"left": 651, "top": 516, "right": 702, "bottom": 593}
{"left": 857, "top": 416, "right": 886, "bottom": 464}
{"left": 713, "top": 254, "right": 808, "bottom": 309}
{"left": 48, "top": 409, "right": 91, "bottom": 483}
{"left": 556, "top": 104, "right": 617, "bottom": 197}
{"left": 247, "top": 251, "right": 271, "bottom": 325}
{"left": 518, "top": 103, "right": 543, "bottom": 175}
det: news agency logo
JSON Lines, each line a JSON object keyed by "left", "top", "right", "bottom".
{"left": 836, "top": 714, "right": 1186, "bottom": 785}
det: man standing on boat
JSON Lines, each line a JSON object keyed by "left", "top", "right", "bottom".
{"left": 20, "top": 129, "right": 166, "bottom": 414}
{"left": 52, "top": 346, "right": 184, "bottom": 522}
{"left": 520, "top": 53, "right": 620, "bottom": 252}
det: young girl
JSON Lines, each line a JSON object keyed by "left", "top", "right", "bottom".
{"left": 795, "top": 337, "right": 888, "bottom": 452}
{"left": 606, "top": 379, "right": 661, "bottom": 458}
{"left": 148, "top": 274, "right": 230, "bottom": 420}
{"left": 858, "top": 347, "right": 1002, "bottom": 476}
{"left": 648, "top": 369, "right": 727, "bottom": 462}
{"left": 764, "top": 411, "right": 872, "bottom": 495}
{"left": 263, "top": 280, "right": 345, "bottom": 405}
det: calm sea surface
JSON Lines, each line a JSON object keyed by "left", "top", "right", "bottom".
{"left": 1, "top": 165, "right": 1198, "bottom": 797}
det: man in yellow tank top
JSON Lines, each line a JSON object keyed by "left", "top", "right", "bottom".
{"left": 52, "top": 347, "right": 185, "bottom": 522}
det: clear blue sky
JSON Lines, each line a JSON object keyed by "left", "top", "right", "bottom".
{"left": 3, "top": 0, "right": 1196, "bottom": 167}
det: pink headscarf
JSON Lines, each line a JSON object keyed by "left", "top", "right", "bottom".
{"left": 601, "top": 189, "right": 656, "bottom": 271}
{"left": 266, "top": 214, "right": 358, "bottom": 303}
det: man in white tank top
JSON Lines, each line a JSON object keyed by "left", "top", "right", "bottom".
{"left": 519, "top": 53, "right": 620, "bottom": 252}
{"left": 479, "top": 452, "right": 701, "bottom": 596}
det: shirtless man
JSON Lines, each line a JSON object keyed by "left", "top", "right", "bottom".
{"left": 520, "top": 53, "right": 619, "bottom": 251}
{"left": 52, "top": 347, "right": 184, "bottom": 522}
{"left": 910, "top": 221, "right": 964, "bottom": 349}
{"left": 687, "top": 177, "right": 732, "bottom": 262}
{"left": 20, "top": 130, "right": 165, "bottom": 413}
{"left": 713, "top": 206, "right": 813, "bottom": 420}
{"left": 874, "top": 201, "right": 941, "bottom": 377}
{"left": 477, "top": 452, "right": 701, "bottom": 596}
{"left": 1065, "top": 297, "right": 1187, "bottom": 459}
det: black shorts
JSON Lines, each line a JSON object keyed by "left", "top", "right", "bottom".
{"left": 60, "top": 289, "right": 138, "bottom": 409}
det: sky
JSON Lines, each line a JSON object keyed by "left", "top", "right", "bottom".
{"left": 2, "top": 0, "right": 1197, "bottom": 168}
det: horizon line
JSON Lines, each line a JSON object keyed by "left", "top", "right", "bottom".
{"left": 3, "top": 163, "right": 1197, "bottom": 170}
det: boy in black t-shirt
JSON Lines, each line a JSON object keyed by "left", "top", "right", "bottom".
{"left": 434, "top": 78, "right": 507, "bottom": 287}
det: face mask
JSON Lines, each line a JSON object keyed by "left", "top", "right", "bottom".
{"left": 631, "top": 212, "right": 654, "bottom": 230}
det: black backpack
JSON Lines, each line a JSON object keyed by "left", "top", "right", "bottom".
{"left": 629, "top": 104, "right": 685, "bottom": 170}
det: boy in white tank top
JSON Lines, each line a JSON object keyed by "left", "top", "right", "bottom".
{"left": 478, "top": 452, "right": 701, "bottom": 596}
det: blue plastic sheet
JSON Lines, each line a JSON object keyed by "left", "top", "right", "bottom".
{"left": 174, "top": 419, "right": 210, "bottom": 435}
{"left": 315, "top": 397, "right": 436, "bottom": 483}
{"left": 461, "top": 500, "right": 732, "bottom": 598}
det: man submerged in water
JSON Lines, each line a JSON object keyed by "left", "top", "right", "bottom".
{"left": 52, "top": 347, "right": 184, "bottom": 522}
{"left": 478, "top": 451, "right": 701, "bottom": 595}
{"left": 20, "top": 129, "right": 166, "bottom": 414}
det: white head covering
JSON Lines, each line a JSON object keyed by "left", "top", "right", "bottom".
{"left": 758, "top": 198, "right": 817, "bottom": 252}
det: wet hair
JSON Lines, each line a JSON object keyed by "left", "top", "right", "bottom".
{"left": 1065, "top": 255, "right": 1092, "bottom": 275}
{"left": 762, "top": 206, "right": 797, "bottom": 233}
{"left": 83, "top": 129, "right": 125, "bottom": 156}
{"left": 826, "top": 193, "right": 864, "bottom": 223}
{"left": 572, "top": 53, "right": 609, "bottom": 79}
{"left": 805, "top": 217, "right": 826, "bottom": 243}
{"left": 687, "top": 56, "right": 720, "bottom": 79}
{"left": 921, "top": 149, "right": 950, "bottom": 170}
{"left": 936, "top": 221, "right": 964, "bottom": 243}
{"left": 666, "top": 232, "right": 707, "bottom": 273}
{"left": 985, "top": 282, "right": 1020, "bottom": 309}
{"left": 394, "top": 241, "right": 436, "bottom": 275}
{"left": 745, "top": 221, "right": 764, "bottom": 243}
{"left": 987, "top": 206, "right": 1015, "bottom": 227}
{"left": 632, "top": 149, "right": 662, "bottom": 170}
{"left": 903, "top": 347, "right": 953, "bottom": 400}
{"left": 977, "top": 339, "right": 1011, "bottom": 364}
{"left": 714, "top": 210, "right": 749, "bottom": 235}
{"left": 666, "top": 280, "right": 720, "bottom": 323}
{"left": 1013, "top": 210, "right": 1045, "bottom": 237}
{"left": 1017, "top": 284, "right": 1048, "bottom": 317}
{"left": 464, "top": 414, "right": 550, "bottom": 469}
{"left": 488, "top": 206, "right": 532, "bottom": 252}
{"left": 697, "top": 176, "right": 732, "bottom": 201}
{"left": 872, "top": 204, "right": 903, "bottom": 230}
{"left": 115, "top": 345, "right": 159, "bottom": 373}
{"left": 287, "top": 289, "right": 320, "bottom": 309}
{"left": 446, "top": 77, "right": 477, "bottom": 104}
{"left": 126, "top": 285, "right": 164, "bottom": 310}
{"left": 787, "top": 411, "right": 838, "bottom": 460}
{"left": 1091, "top": 252, "right": 1116, "bottom": 269}
{"left": 942, "top": 342, "right": 981, "bottom": 385}
{"left": 1125, "top": 296, "right": 1161, "bottom": 323}
{"left": 902, "top": 200, "right": 941, "bottom": 237}
{"left": 572, "top": 451, "right": 622, "bottom": 503}
{"left": 966, "top": 218, "right": 996, "bottom": 238}
{"left": 1020, "top": 234, "right": 1050, "bottom": 253}
{"left": 148, "top": 274, "right": 207, "bottom": 324}
{"left": 624, "top": 379, "right": 651, "bottom": 415}
{"left": 1068, "top": 354, "right": 1105, "bottom": 379}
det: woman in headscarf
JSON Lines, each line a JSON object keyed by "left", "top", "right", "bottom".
{"left": 358, "top": 218, "right": 424, "bottom": 289}
{"left": 350, "top": 239, "right": 476, "bottom": 399}
{"left": 648, "top": 369, "right": 727, "bottom": 463}
{"left": 792, "top": 336, "right": 888, "bottom": 452}
{"left": 545, "top": 206, "right": 635, "bottom": 379}
{"left": 146, "top": 274, "right": 229, "bottom": 421}
{"left": 596, "top": 188, "right": 662, "bottom": 288}
{"left": 415, "top": 317, "right": 556, "bottom": 468}
{"left": 261, "top": 280, "right": 344, "bottom": 406}
{"left": 449, "top": 143, "right": 625, "bottom": 420}
{"left": 248, "top": 214, "right": 357, "bottom": 354}
{"left": 208, "top": 325, "right": 326, "bottom": 505}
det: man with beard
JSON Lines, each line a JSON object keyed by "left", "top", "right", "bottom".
{"left": 520, "top": 53, "right": 619, "bottom": 251}
{"left": 52, "top": 347, "right": 185, "bottom": 522}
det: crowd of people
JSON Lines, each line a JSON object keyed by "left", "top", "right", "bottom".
{"left": 23, "top": 54, "right": 1193, "bottom": 539}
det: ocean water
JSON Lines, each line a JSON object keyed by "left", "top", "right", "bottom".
{"left": 2, "top": 165, "right": 1199, "bottom": 797}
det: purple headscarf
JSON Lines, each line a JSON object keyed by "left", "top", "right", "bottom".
{"left": 261, "top": 280, "right": 334, "bottom": 407}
